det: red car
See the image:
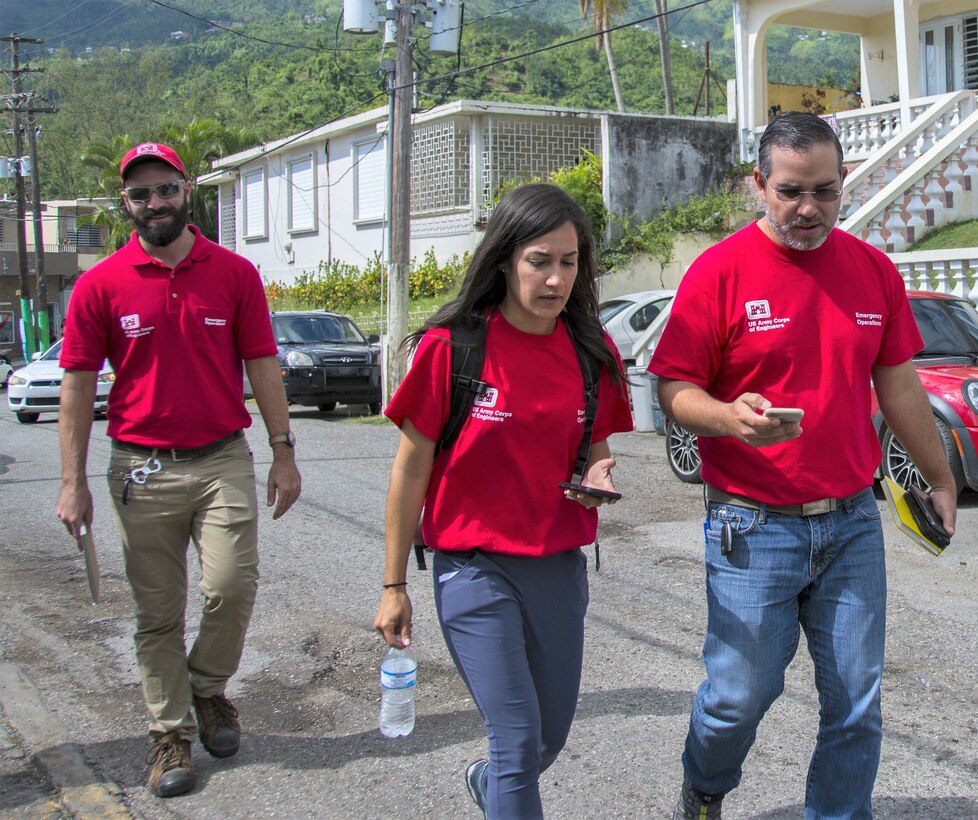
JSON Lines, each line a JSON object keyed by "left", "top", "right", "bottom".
{"left": 665, "top": 291, "right": 978, "bottom": 495}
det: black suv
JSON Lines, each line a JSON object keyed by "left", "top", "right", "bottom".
{"left": 270, "top": 310, "right": 382, "bottom": 414}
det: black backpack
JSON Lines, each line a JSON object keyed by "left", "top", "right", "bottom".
{"left": 413, "top": 317, "right": 605, "bottom": 570}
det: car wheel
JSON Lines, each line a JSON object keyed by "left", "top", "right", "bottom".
{"left": 665, "top": 419, "right": 702, "bottom": 483}
{"left": 317, "top": 402, "right": 337, "bottom": 412}
{"left": 881, "top": 417, "right": 963, "bottom": 495}
{"left": 16, "top": 412, "right": 39, "bottom": 424}
{"left": 368, "top": 401, "right": 382, "bottom": 416}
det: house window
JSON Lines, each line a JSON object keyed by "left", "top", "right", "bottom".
{"left": 354, "top": 136, "right": 386, "bottom": 222}
{"left": 965, "top": 16, "right": 977, "bottom": 89}
{"left": 287, "top": 154, "right": 317, "bottom": 233}
{"left": 242, "top": 166, "right": 267, "bottom": 239}
{"left": 921, "top": 13, "right": 978, "bottom": 93}
{"left": 219, "top": 181, "right": 236, "bottom": 249}
{"left": 63, "top": 216, "right": 102, "bottom": 247}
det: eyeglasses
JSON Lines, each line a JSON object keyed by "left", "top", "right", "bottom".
{"left": 123, "top": 180, "right": 185, "bottom": 202}
{"left": 772, "top": 186, "right": 842, "bottom": 203}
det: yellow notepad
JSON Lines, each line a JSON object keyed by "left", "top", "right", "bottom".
{"left": 880, "top": 477, "right": 946, "bottom": 556}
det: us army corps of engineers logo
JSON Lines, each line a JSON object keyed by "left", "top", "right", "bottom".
{"left": 745, "top": 299, "right": 791, "bottom": 334}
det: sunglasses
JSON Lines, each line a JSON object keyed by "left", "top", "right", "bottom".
{"left": 772, "top": 187, "right": 842, "bottom": 203}
{"left": 123, "top": 180, "right": 185, "bottom": 202}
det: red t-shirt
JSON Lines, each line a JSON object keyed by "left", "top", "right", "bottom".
{"left": 385, "top": 311, "right": 633, "bottom": 557}
{"left": 649, "top": 223, "right": 922, "bottom": 504}
{"left": 60, "top": 227, "right": 278, "bottom": 447}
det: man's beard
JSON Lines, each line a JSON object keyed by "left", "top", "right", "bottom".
{"left": 130, "top": 198, "right": 190, "bottom": 247}
{"left": 765, "top": 208, "right": 831, "bottom": 251}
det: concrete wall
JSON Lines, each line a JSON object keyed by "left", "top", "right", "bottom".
{"left": 603, "top": 116, "right": 738, "bottom": 232}
{"left": 596, "top": 234, "right": 718, "bottom": 300}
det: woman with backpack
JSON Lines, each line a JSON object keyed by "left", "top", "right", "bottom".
{"left": 374, "top": 182, "right": 633, "bottom": 819}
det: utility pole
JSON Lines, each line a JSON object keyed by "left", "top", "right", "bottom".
{"left": 386, "top": 0, "right": 414, "bottom": 401}
{"left": 28, "top": 108, "right": 57, "bottom": 348}
{"left": 2, "top": 36, "right": 56, "bottom": 354}
{"left": 344, "top": 0, "right": 460, "bottom": 399}
{"left": 2, "top": 34, "right": 40, "bottom": 360}
{"left": 654, "top": 0, "right": 674, "bottom": 116}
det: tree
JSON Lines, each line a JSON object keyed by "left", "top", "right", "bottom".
{"left": 579, "top": 0, "right": 629, "bottom": 112}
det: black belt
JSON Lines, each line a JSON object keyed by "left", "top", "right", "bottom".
{"left": 112, "top": 430, "right": 244, "bottom": 461}
{"left": 706, "top": 484, "right": 863, "bottom": 517}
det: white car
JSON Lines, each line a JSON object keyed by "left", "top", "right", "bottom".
{"left": 0, "top": 355, "right": 12, "bottom": 389}
{"left": 7, "top": 339, "right": 114, "bottom": 424}
{"left": 599, "top": 289, "right": 675, "bottom": 364}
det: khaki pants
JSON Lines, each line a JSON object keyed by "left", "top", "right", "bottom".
{"left": 107, "top": 435, "right": 259, "bottom": 739}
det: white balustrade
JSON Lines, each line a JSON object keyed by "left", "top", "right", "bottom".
{"left": 944, "top": 151, "right": 965, "bottom": 196}
{"left": 891, "top": 250, "right": 978, "bottom": 304}
{"left": 949, "top": 260, "right": 965, "bottom": 298}
{"left": 884, "top": 205, "right": 908, "bottom": 252}
{"left": 905, "top": 179, "right": 927, "bottom": 243}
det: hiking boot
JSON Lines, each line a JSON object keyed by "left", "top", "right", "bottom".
{"left": 465, "top": 758, "right": 488, "bottom": 817}
{"left": 673, "top": 777, "right": 724, "bottom": 819}
{"left": 146, "top": 731, "right": 195, "bottom": 798}
{"left": 193, "top": 693, "right": 240, "bottom": 758}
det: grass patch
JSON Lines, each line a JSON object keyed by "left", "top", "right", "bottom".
{"left": 908, "top": 219, "right": 978, "bottom": 251}
{"left": 340, "top": 414, "right": 392, "bottom": 425}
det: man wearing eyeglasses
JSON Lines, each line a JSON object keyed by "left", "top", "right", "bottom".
{"left": 650, "top": 112, "right": 956, "bottom": 819}
{"left": 56, "top": 142, "right": 302, "bottom": 798}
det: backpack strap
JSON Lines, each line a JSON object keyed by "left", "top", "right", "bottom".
{"left": 415, "top": 317, "right": 489, "bottom": 570}
{"left": 569, "top": 343, "right": 601, "bottom": 485}
{"left": 435, "top": 319, "right": 489, "bottom": 455}
{"left": 568, "top": 342, "right": 603, "bottom": 570}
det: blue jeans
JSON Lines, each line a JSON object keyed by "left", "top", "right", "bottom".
{"left": 683, "top": 488, "right": 885, "bottom": 820}
{"left": 433, "top": 548, "right": 589, "bottom": 820}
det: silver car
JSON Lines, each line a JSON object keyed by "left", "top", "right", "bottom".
{"left": 6, "top": 339, "right": 114, "bottom": 424}
{"left": 599, "top": 289, "right": 675, "bottom": 364}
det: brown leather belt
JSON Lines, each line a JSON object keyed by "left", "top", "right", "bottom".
{"left": 112, "top": 429, "right": 243, "bottom": 461}
{"left": 706, "top": 484, "right": 862, "bottom": 517}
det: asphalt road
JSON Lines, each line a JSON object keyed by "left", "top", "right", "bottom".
{"left": 1, "top": 401, "right": 977, "bottom": 818}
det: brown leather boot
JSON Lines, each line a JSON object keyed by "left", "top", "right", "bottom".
{"left": 193, "top": 693, "right": 241, "bottom": 758}
{"left": 146, "top": 731, "right": 195, "bottom": 798}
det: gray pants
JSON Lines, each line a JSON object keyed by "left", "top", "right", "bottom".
{"left": 107, "top": 435, "right": 259, "bottom": 738}
{"left": 433, "top": 548, "right": 589, "bottom": 819}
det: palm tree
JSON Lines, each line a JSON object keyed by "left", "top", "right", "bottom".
{"left": 580, "top": 0, "right": 628, "bottom": 113}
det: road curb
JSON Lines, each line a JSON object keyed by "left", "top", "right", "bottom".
{"left": 0, "top": 662, "right": 131, "bottom": 818}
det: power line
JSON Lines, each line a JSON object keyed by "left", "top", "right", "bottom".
{"left": 19, "top": 0, "right": 105, "bottom": 38}
{"left": 409, "top": 0, "right": 716, "bottom": 93}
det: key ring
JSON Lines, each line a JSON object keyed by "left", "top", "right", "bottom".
{"left": 129, "top": 457, "right": 162, "bottom": 485}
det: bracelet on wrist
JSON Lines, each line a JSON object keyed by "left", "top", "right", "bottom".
{"left": 382, "top": 581, "right": 408, "bottom": 589}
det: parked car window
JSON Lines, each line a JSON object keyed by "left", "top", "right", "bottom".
{"left": 912, "top": 298, "right": 978, "bottom": 354}
{"left": 274, "top": 315, "right": 364, "bottom": 345}
{"left": 628, "top": 301, "right": 667, "bottom": 333}
{"left": 599, "top": 300, "right": 631, "bottom": 323}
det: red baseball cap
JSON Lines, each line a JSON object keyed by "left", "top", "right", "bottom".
{"left": 120, "top": 143, "right": 187, "bottom": 180}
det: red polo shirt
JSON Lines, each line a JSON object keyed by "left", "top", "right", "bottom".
{"left": 61, "top": 227, "right": 278, "bottom": 447}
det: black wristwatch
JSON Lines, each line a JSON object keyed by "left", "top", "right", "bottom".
{"left": 268, "top": 431, "right": 296, "bottom": 448}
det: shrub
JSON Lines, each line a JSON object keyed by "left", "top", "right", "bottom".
{"left": 264, "top": 251, "right": 468, "bottom": 312}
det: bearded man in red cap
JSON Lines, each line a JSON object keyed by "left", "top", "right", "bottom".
{"left": 56, "top": 142, "right": 302, "bottom": 798}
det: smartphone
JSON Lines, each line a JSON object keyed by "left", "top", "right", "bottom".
{"left": 558, "top": 481, "right": 623, "bottom": 501}
{"left": 904, "top": 486, "right": 951, "bottom": 548}
{"left": 763, "top": 407, "right": 805, "bottom": 423}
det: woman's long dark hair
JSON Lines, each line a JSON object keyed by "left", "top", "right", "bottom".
{"left": 403, "top": 182, "right": 624, "bottom": 391}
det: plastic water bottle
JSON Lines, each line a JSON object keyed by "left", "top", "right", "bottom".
{"left": 379, "top": 645, "right": 417, "bottom": 737}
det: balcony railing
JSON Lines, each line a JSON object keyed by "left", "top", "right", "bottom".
{"left": 0, "top": 242, "right": 101, "bottom": 254}
{"left": 890, "top": 248, "right": 978, "bottom": 304}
